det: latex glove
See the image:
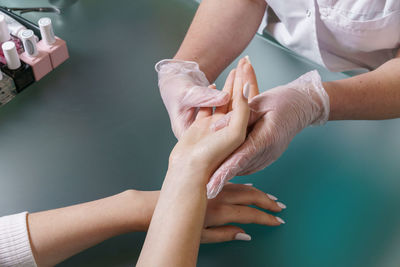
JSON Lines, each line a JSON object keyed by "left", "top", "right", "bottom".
{"left": 155, "top": 59, "right": 230, "bottom": 139}
{"left": 207, "top": 70, "right": 330, "bottom": 198}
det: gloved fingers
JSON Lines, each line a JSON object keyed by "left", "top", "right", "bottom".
{"left": 201, "top": 225, "right": 248, "bottom": 243}
{"left": 182, "top": 86, "right": 230, "bottom": 108}
{"left": 242, "top": 58, "right": 259, "bottom": 100}
{"left": 207, "top": 125, "right": 267, "bottom": 199}
{"left": 172, "top": 107, "right": 198, "bottom": 139}
{"left": 215, "top": 69, "right": 235, "bottom": 115}
{"left": 196, "top": 85, "right": 217, "bottom": 119}
{"left": 206, "top": 149, "right": 252, "bottom": 199}
{"left": 210, "top": 107, "right": 264, "bottom": 132}
{"left": 207, "top": 204, "right": 284, "bottom": 227}
{"left": 210, "top": 111, "right": 232, "bottom": 132}
{"left": 214, "top": 183, "right": 284, "bottom": 213}
{"left": 206, "top": 156, "right": 239, "bottom": 199}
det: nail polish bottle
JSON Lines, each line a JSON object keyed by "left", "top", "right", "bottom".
{"left": 1, "top": 41, "right": 34, "bottom": 92}
{"left": 36, "top": 18, "right": 69, "bottom": 68}
{"left": 0, "top": 8, "right": 41, "bottom": 37}
{"left": 0, "top": 14, "right": 24, "bottom": 64}
{"left": 19, "top": 29, "right": 52, "bottom": 81}
{"left": 0, "top": 70, "right": 17, "bottom": 106}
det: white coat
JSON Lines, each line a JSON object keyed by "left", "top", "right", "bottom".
{"left": 259, "top": 0, "right": 400, "bottom": 71}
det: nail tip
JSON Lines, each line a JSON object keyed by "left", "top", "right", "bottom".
{"left": 243, "top": 82, "right": 250, "bottom": 99}
{"left": 267, "top": 194, "right": 278, "bottom": 201}
{"left": 277, "top": 202, "right": 287, "bottom": 209}
{"left": 235, "top": 233, "right": 252, "bottom": 241}
{"left": 276, "top": 217, "right": 286, "bottom": 224}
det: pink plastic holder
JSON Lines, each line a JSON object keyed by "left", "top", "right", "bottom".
{"left": 19, "top": 50, "right": 52, "bottom": 81}
{"left": 37, "top": 37, "right": 69, "bottom": 68}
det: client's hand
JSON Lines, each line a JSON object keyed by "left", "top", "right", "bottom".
{"left": 132, "top": 183, "right": 285, "bottom": 243}
{"left": 168, "top": 57, "right": 251, "bottom": 184}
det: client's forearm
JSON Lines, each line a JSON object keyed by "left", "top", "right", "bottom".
{"left": 174, "top": 0, "right": 267, "bottom": 82}
{"left": 324, "top": 57, "right": 400, "bottom": 120}
{"left": 28, "top": 190, "right": 150, "bottom": 267}
{"left": 137, "top": 167, "right": 208, "bottom": 267}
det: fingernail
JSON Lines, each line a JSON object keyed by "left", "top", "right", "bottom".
{"left": 235, "top": 233, "right": 252, "bottom": 241}
{"left": 243, "top": 82, "right": 250, "bottom": 99}
{"left": 244, "top": 183, "right": 253, "bottom": 186}
{"left": 277, "top": 202, "right": 286, "bottom": 209}
{"left": 267, "top": 193, "right": 278, "bottom": 201}
{"left": 244, "top": 55, "right": 251, "bottom": 64}
{"left": 276, "top": 217, "right": 285, "bottom": 224}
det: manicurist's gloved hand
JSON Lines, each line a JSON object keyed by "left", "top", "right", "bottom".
{"left": 155, "top": 59, "right": 230, "bottom": 139}
{"left": 207, "top": 69, "right": 330, "bottom": 198}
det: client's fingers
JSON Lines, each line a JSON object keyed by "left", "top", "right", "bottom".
{"left": 215, "top": 69, "right": 235, "bottom": 115}
{"left": 196, "top": 84, "right": 216, "bottom": 119}
{"left": 225, "top": 58, "right": 250, "bottom": 138}
{"left": 216, "top": 183, "right": 285, "bottom": 213}
{"left": 201, "top": 225, "right": 249, "bottom": 243}
{"left": 242, "top": 57, "right": 259, "bottom": 99}
{"left": 207, "top": 205, "right": 284, "bottom": 227}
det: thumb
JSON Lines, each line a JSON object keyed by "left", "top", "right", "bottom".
{"left": 207, "top": 154, "right": 244, "bottom": 199}
{"left": 210, "top": 108, "right": 263, "bottom": 132}
{"left": 170, "top": 107, "right": 197, "bottom": 139}
{"left": 207, "top": 138, "right": 256, "bottom": 198}
{"left": 182, "top": 86, "right": 230, "bottom": 108}
{"left": 211, "top": 112, "right": 232, "bottom": 132}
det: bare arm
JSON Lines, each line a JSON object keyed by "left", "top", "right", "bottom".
{"left": 137, "top": 59, "right": 251, "bottom": 267}
{"left": 27, "top": 190, "right": 153, "bottom": 267}
{"left": 324, "top": 55, "right": 400, "bottom": 120}
{"left": 174, "top": 0, "right": 267, "bottom": 82}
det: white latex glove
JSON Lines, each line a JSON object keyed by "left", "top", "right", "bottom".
{"left": 155, "top": 59, "right": 230, "bottom": 139}
{"left": 207, "top": 70, "right": 330, "bottom": 198}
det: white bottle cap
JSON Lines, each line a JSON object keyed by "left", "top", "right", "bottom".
{"left": 2, "top": 41, "right": 21, "bottom": 70}
{"left": 0, "top": 15, "right": 10, "bottom": 43}
{"left": 20, "top": 29, "right": 38, "bottom": 57}
{"left": 38, "top": 17, "right": 56, "bottom": 46}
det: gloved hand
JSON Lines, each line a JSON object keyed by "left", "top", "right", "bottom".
{"left": 155, "top": 59, "right": 230, "bottom": 139}
{"left": 207, "top": 70, "right": 330, "bottom": 198}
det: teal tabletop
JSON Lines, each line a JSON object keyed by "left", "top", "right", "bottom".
{"left": 0, "top": 0, "right": 399, "bottom": 266}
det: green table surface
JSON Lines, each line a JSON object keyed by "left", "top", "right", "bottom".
{"left": 0, "top": 0, "right": 399, "bottom": 266}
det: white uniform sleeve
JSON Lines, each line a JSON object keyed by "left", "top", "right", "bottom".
{"left": 0, "top": 212, "right": 37, "bottom": 267}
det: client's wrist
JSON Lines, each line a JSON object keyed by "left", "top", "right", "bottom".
{"left": 166, "top": 160, "right": 210, "bottom": 189}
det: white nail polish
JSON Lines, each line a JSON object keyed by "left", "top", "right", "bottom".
{"left": 277, "top": 202, "right": 287, "bottom": 209}
{"left": 244, "top": 183, "right": 253, "bottom": 186}
{"left": 243, "top": 82, "right": 250, "bottom": 99}
{"left": 235, "top": 233, "right": 251, "bottom": 241}
{"left": 276, "top": 217, "right": 285, "bottom": 224}
{"left": 267, "top": 193, "right": 278, "bottom": 201}
{"left": 244, "top": 55, "right": 251, "bottom": 64}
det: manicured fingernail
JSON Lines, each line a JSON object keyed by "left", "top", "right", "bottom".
{"left": 235, "top": 233, "right": 251, "bottom": 241}
{"left": 244, "top": 55, "right": 251, "bottom": 64}
{"left": 243, "top": 82, "right": 250, "bottom": 99}
{"left": 277, "top": 202, "right": 286, "bottom": 209}
{"left": 267, "top": 194, "right": 278, "bottom": 201}
{"left": 244, "top": 183, "right": 253, "bottom": 186}
{"left": 276, "top": 217, "right": 285, "bottom": 224}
